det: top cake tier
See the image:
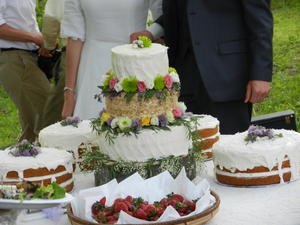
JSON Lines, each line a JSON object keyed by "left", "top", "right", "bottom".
{"left": 111, "top": 43, "right": 169, "bottom": 81}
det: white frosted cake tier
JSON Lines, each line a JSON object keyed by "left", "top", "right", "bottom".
{"left": 213, "top": 130, "right": 300, "bottom": 183}
{"left": 193, "top": 114, "right": 220, "bottom": 131}
{"left": 111, "top": 43, "right": 169, "bottom": 81}
{"left": 39, "top": 120, "right": 96, "bottom": 152}
{"left": 95, "top": 125, "right": 192, "bottom": 162}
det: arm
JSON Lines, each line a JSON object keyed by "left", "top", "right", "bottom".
{"left": 242, "top": 0, "right": 273, "bottom": 103}
{"left": 0, "top": 24, "right": 43, "bottom": 46}
{"left": 61, "top": 38, "right": 83, "bottom": 119}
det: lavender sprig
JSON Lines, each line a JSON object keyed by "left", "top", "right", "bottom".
{"left": 60, "top": 116, "right": 81, "bottom": 128}
{"left": 245, "top": 125, "right": 283, "bottom": 143}
{"left": 10, "top": 140, "right": 40, "bottom": 157}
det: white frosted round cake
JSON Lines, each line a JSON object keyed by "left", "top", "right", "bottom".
{"left": 190, "top": 115, "right": 220, "bottom": 160}
{"left": 39, "top": 120, "right": 97, "bottom": 161}
{"left": 0, "top": 147, "right": 74, "bottom": 192}
{"left": 111, "top": 43, "right": 168, "bottom": 82}
{"left": 95, "top": 126, "right": 191, "bottom": 162}
{"left": 213, "top": 128, "right": 300, "bottom": 186}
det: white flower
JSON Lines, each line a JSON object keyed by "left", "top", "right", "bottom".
{"left": 111, "top": 118, "right": 118, "bottom": 129}
{"left": 169, "top": 72, "right": 180, "bottom": 83}
{"left": 177, "top": 102, "right": 187, "bottom": 113}
{"left": 99, "top": 75, "right": 107, "bottom": 86}
{"left": 114, "top": 80, "right": 123, "bottom": 92}
{"left": 150, "top": 116, "right": 159, "bottom": 126}
{"left": 166, "top": 111, "right": 175, "bottom": 122}
{"left": 145, "top": 79, "right": 154, "bottom": 89}
{"left": 117, "top": 117, "right": 132, "bottom": 130}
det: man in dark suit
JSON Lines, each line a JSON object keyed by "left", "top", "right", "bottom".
{"left": 131, "top": 0, "right": 273, "bottom": 134}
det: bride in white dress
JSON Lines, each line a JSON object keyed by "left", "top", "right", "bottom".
{"left": 61, "top": 0, "right": 162, "bottom": 120}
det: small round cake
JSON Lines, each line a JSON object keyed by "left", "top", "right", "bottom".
{"left": 39, "top": 120, "right": 97, "bottom": 162}
{"left": 0, "top": 148, "right": 74, "bottom": 192}
{"left": 191, "top": 115, "right": 220, "bottom": 159}
{"left": 213, "top": 128, "right": 300, "bottom": 186}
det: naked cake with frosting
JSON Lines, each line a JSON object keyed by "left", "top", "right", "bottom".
{"left": 0, "top": 141, "right": 74, "bottom": 192}
{"left": 213, "top": 126, "right": 300, "bottom": 186}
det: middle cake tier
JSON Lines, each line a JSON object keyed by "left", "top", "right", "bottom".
{"left": 105, "top": 91, "right": 179, "bottom": 119}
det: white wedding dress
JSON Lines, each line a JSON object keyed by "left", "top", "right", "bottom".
{"left": 61, "top": 0, "right": 162, "bottom": 120}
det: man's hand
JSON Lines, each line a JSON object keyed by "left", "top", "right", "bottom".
{"left": 130, "top": 30, "right": 154, "bottom": 43}
{"left": 39, "top": 47, "right": 53, "bottom": 58}
{"left": 245, "top": 80, "right": 271, "bottom": 103}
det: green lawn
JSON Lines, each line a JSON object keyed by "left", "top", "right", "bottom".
{"left": 0, "top": 3, "right": 299, "bottom": 148}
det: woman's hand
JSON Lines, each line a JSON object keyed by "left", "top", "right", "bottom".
{"left": 61, "top": 91, "right": 76, "bottom": 119}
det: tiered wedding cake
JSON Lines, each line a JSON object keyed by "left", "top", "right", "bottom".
{"left": 213, "top": 126, "right": 300, "bottom": 186}
{"left": 88, "top": 38, "right": 204, "bottom": 184}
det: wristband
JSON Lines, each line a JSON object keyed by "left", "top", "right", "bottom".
{"left": 64, "top": 87, "right": 74, "bottom": 92}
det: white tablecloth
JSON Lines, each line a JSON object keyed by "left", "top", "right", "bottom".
{"left": 12, "top": 161, "right": 300, "bottom": 225}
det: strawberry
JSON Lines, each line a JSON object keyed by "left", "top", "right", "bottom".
{"left": 169, "top": 199, "right": 177, "bottom": 207}
{"left": 145, "top": 204, "right": 156, "bottom": 215}
{"left": 114, "top": 202, "right": 128, "bottom": 213}
{"left": 99, "top": 196, "right": 106, "bottom": 205}
{"left": 156, "top": 207, "right": 164, "bottom": 216}
{"left": 135, "top": 208, "right": 147, "bottom": 220}
{"left": 160, "top": 198, "right": 168, "bottom": 208}
{"left": 171, "top": 194, "right": 184, "bottom": 202}
{"left": 125, "top": 195, "right": 133, "bottom": 203}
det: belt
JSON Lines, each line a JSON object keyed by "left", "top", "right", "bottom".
{"left": 0, "top": 48, "right": 39, "bottom": 53}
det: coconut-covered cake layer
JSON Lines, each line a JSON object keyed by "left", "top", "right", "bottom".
{"left": 213, "top": 129, "right": 300, "bottom": 186}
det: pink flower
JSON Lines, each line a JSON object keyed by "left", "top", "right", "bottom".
{"left": 109, "top": 78, "right": 118, "bottom": 89}
{"left": 164, "top": 75, "right": 173, "bottom": 89}
{"left": 137, "top": 81, "right": 147, "bottom": 93}
{"left": 172, "top": 107, "right": 183, "bottom": 118}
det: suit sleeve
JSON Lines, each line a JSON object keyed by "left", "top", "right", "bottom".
{"left": 241, "top": 0, "right": 273, "bottom": 82}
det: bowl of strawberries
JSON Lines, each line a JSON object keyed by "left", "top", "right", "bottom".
{"left": 67, "top": 169, "right": 220, "bottom": 224}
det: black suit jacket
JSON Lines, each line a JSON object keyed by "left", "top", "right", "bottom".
{"left": 156, "top": 0, "right": 273, "bottom": 102}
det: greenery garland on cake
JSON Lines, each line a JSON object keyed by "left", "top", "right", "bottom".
{"left": 81, "top": 138, "right": 204, "bottom": 185}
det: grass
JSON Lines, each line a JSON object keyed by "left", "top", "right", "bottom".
{"left": 0, "top": 3, "right": 299, "bottom": 148}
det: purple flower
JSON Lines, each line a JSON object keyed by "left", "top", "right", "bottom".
{"left": 42, "top": 206, "right": 65, "bottom": 222}
{"left": 132, "top": 119, "right": 142, "bottom": 131}
{"left": 158, "top": 114, "right": 168, "bottom": 127}
{"left": 106, "top": 117, "right": 114, "bottom": 126}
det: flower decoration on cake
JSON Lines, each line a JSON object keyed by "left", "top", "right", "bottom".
{"left": 132, "top": 36, "right": 152, "bottom": 48}
{"left": 94, "top": 102, "right": 189, "bottom": 143}
{"left": 98, "top": 68, "right": 181, "bottom": 103}
{"left": 60, "top": 116, "right": 81, "bottom": 128}
{"left": 245, "top": 125, "right": 283, "bottom": 143}
{"left": 10, "top": 139, "right": 40, "bottom": 157}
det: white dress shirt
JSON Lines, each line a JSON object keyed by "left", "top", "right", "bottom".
{"left": 0, "top": 0, "right": 40, "bottom": 50}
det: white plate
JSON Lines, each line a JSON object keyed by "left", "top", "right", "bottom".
{"left": 0, "top": 193, "right": 73, "bottom": 209}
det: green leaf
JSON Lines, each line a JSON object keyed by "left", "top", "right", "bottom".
{"left": 52, "top": 182, "right": 66, "bottom": 199}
